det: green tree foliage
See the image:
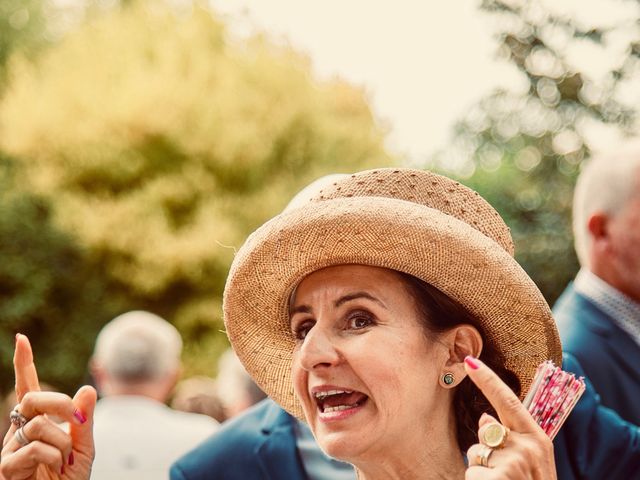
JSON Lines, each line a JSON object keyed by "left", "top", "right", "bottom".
{"left": 0, "top": 0, "right": 47, "bottom": 83}
{"left": 0, "top": 2, "right": 392, "bottom": 393}
{"left": 435, "top": 0, "right": 639, "bottom": 303}
{"left": 0, "top": 155, "right": 127, "bottom": 391}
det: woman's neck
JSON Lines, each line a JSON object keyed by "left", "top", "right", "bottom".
{"left": 351, "top": 416, "right": 466, "bottom": 480}
{"left": 353, "top": 448, "right": 466, "bottom": 480}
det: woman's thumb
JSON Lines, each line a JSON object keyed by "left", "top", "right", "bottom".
{"left": 71, "top": 385, "right": 97, "bottom": 451}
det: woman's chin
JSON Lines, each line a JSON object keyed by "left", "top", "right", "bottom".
{"left": 317, "top": 434, "right": 367, "bottom": 464}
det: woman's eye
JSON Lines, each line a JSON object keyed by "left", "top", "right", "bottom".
{"left": 293, "top": 320, "right": 314, "bottom": 340}
{"left": 348, "top": 313, "right": 373, "bottom": 330}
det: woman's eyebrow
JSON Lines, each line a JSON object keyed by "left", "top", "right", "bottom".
{"left": 290, "top": 304, "right": 312, "bottom": 316}
{"left": 335, "top": 292, "right": 387, "bottom": 309}
{"left": 290, "top": 291, "right": 387, "bottom": 317}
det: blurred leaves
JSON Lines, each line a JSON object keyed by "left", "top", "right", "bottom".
{"left": 0, "top": 154, "right": 126, "bottom": 389}
{"left": 0, "top": 0, "right": 48, "bottom": 86}
{"left": 433, "top": 0, "right": 640, "bottom": 304}
{"left": 0, "top": 1, "right": 391, "bottom": 393}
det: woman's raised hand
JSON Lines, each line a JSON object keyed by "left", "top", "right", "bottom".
{"left": 464, "top": 356, "right": 557, "bottom": 480}
{"left": 1, "top": 334, "right": 96, "bottom": 480}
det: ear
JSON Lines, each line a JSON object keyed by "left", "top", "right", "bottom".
{"left": 587, "top": 212, "right": 609, "bottom": 241}
{"left": 587, "top": 212, "right": 616, "bottom": 272}
{"left": 89, "top": 359, "right": 108, "bottom": 395}
{"left": 163, "top": 367, "right": 181, "bottom": 400}
{"left": 438, "top": 325, "right": 483, "bottom": 388}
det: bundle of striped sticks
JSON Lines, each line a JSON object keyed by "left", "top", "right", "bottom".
{"left": 522, "top": 361, "right": 586, "bottom": 440}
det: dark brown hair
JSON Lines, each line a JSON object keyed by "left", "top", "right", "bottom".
{"left": 396, "top": 272, "right": 521, "bottom": 451}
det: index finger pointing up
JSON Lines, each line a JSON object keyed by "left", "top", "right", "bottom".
{"left": 464, "top": 355, "right": 539, "bottom": 434}
{"left": 14, "top": 334, "right": 41, "bottom": 402}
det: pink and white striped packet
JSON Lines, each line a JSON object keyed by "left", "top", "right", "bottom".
{"left": 522, "top": 361, "right": 586, "bottom": 440}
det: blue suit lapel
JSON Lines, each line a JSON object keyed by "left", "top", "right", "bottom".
{"left": 254, "top": 401, "right": 308, "bottom": 480}
{"left": 578, "top": 293, "right": 640, "bottom": 384}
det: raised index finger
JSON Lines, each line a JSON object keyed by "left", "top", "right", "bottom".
{"left": 464, "top": 356, "right": 538, "bottom": 433}
{"left": 14, "top": 334, "right": 41, "bottom": 402}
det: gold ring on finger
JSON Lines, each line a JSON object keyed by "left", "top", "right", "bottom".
{"left": 476, "top": 444, "right": 494, "bottom": 468}
{"left": 481, "top": 422, "right": 510, "bottom": 449}
{"left": 14, "top": 426, "right": 31, "bottom": 447}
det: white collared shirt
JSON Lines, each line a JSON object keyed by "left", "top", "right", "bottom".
{"left": 574, "top": 268, "right": 640, "bottom": 347}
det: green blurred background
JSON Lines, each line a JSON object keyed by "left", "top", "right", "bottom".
{"left": 1, "top": 0, "right": 638, "bottom": 395}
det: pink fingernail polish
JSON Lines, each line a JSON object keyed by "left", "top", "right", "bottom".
{"left": 465, "top": 355, "right": 480, "bottom": 370}
{"left": 73, "top": 409, "right": 87, "bottom": 424}
{"left": 68, "top": 452, "right": 74, "bottom": 465}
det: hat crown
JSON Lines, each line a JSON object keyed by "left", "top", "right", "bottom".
{"left": 302, "top": 168, "right": 514, "bottom": 256}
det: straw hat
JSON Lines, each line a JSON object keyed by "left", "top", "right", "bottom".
{"left": 224, "top": 168, "right": 562, "bottom": 419}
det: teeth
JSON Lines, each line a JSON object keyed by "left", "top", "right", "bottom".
{"left": 324, "top": 404, "right": 358, "bottom": 413}
{"left": 313, "top": 389, "right": 353, "bottom": 400}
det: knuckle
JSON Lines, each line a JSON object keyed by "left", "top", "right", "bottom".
{"left": 485, "top": 378, "right": 506, "bottom": 401}
{"left": 540, "top": 433, "right": 553, "bottom": 452}
{"left": 499, "top": 393, "right": 522, "bottom": 415}
{"left": 25, "top": 415, "right": 45, "bottom": 437}
{"left": 531, "top": 433, "right": 554, "bottom": 460}
{"left": 20, "top": 391, "right": 35, "bottom": 408}
{"left": 61, "top": 432, "right": 73, "bottom": 453}
{"left": 22, "top": 442, "right": 39, "bottom": 462}
{"left": 497, "top": 462, "right": 523, "bottom": 479}
{"left": 466, "top": 448, "right": 476, "bottom": 464}
{"left": 24, "top": 441, "right": 60, "bottom": 468}
{"left": 466, "top": 444, "right": 481, "bottom": 463}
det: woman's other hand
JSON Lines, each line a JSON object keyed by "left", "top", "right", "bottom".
{"left": 0, "top": 334, "right": 96, "bottom": 480}
{"left": 464, "top": 356, "right": 557, "bottom": 480}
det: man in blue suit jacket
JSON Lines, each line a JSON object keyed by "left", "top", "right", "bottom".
{"left": 554, "top": 144, "right": 640, "bottom": 425}
{"left": 170, "top": 354, "right": 639, "bottom": 479}
{"left": 554, "top": 354, "right": 640, "bottom": 479}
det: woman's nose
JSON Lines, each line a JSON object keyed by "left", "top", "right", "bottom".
{"left": 298, "top": 326, "right": 340, "bottom": 371}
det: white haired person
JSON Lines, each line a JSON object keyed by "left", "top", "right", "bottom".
{"left": 89, "top": 311, "right": 219, "bottom": 479}
{"left": 553, "top": 142, "right": 640, "bottom": 425}
{"left": 3, "top": 170, "right": 639, "bottom": 480}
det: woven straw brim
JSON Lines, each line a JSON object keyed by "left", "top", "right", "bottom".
{"left": 224, "top": 196, "right": 562, "bottom": 420}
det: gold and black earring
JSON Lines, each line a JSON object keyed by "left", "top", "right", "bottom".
{"left": 442, "top": 373, "right": 455, "bottom": 386}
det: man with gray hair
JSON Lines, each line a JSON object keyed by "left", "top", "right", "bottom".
{"left": 553, "top": 141, "right": 640, "bottom": 425}
{"left": 91, "top": 311, "right": 218, "bottom": 479}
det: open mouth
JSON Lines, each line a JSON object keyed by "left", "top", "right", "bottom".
{"left": 313, "top": 389, "right": 368, "bottom": 413}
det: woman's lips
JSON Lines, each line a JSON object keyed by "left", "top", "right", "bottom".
{"left": 318, "top": 397, "right": 368, "bottom": 422}
{"left": 312, "top": 389, "right": 369, "bottom": 420}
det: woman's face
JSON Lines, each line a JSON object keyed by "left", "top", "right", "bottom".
{"left": 290, "top": 265, "right": 452, "bottom": 462}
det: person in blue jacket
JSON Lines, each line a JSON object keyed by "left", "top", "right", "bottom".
{"left": 554, "top": 142, "right": 640, "bottom": 425}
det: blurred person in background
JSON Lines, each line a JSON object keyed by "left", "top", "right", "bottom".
{"left": 171, "top": 376, "right": 226, "bottom": 423}
{"left": 554, "top": 142, "right": 640, "bottom": 425}
{"left": 90, "top": 310, "right": 219, "bottom": 479}
{"left": 214, "top": 348, "right": 266, "bottom": 419}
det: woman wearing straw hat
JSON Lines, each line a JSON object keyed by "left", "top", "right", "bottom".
{"left": 3, "top": 168, "right": 639, "bottom": 479}
{"left": 221, "top": 167, "right": 560, "bottom": 479}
